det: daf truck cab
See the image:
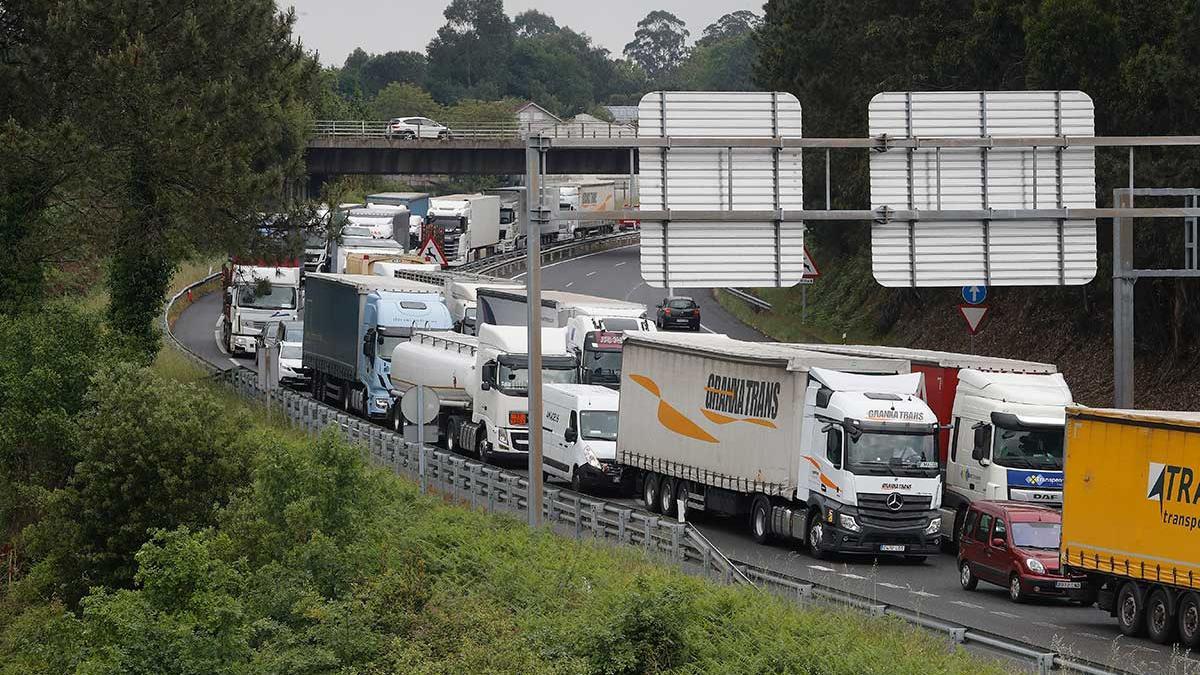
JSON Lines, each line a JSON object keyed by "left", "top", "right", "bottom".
{"left": 542, "top": 384, "right": 625, "bottom": 491}
{"left": 222, "top": 259, "right": 302, "bottom": 356}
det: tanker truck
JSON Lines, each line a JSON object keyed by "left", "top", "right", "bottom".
{"left": 389, "top": 324, "right": 578, "bottom": 464}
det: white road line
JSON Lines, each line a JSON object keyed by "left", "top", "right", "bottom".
{"left": 700, "top": 324, "right": 716, "bottom": 333}
{"left": 614, "top": 261, "right": 625, "bottom": 267}
{"left": 951, "top": 600, "right": 984, "bottom": 609}
{"left": 1033, "top": 621, "right": 1066, "bottom": 630}
{"left": 1079, "top": 632, "right": 1109, "bottom": 641}
{"left": 839, "top": 573, "right": 867, "bottom": 580}
{"left": 623, "top": 282, "right": 645, "bottom": 302}
{"left": 807, "top": 564, "right": 836, "bottom": 572}
{"left": 909, "top": 590, "right": 939, "bottom": 598}
{"left": 586, "top": 271, "right": 597, "bottom": 277}
{"left": 512, "top": 243, "right": 638, "bottom": 279}
{"left": 228, "top": 358, "right": 240, "bottom": 367}
{"left": 565, "top": 282, "right": 574, "bottom": 288}
{"left": 990, "top": 611, "right": 1022, "bottom": 619}
{"left": 877, "top": 582, "right": 906, "bottom": 590}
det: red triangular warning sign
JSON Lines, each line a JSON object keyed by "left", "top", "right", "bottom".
{"left": 417, "top": 236, "right": 447, "bottom": 269}
{"left": 958, "top": 305, "right": 989, "bottom": 335}
{"left": 803, "top": 246, "right": 821, "bottom": 279}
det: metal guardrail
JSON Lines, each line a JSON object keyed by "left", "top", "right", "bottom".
{"left": 725, "top": 288, "right": 773, "bottom": 312}
{"left": 310, "top": 120, "right": 637, "bottom": 141}
{"left": 163, "top": 247, "right": 1124, "bottom": 675}
{"left": 458, "top": 230, "right": 640, "bottom": 278}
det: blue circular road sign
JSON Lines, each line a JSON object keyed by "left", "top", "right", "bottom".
{"left": 961, "top": 285, "right": 988, "bottom": 305}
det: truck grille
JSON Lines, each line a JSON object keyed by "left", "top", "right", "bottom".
{"left": 856, "top": 493, "right": 933, "bottom": 530}
{"left": 509, "top": 430, "right": 529, "bottom": 452}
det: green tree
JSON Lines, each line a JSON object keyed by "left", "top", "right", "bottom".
{"left": 359, "top": 50, "right": 427, "bottom": 96}
{"left": 426, "top": 0, "right": 514, "bottom": 102}
{"left": 514, "top": 8, "right": 558, "bottom": 38}
{"left": 623, "top": 10, "right": 690, "bottom": 81}
{"left": 675, "top": 11, "right": 761, "bottom": 91}
{"left": 369, "top": 82, "right": 444, "bottom": 120}
{"left": 697, "top": 9, "right": 760, "bottom": 46}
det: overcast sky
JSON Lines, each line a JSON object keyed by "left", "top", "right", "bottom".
{"left": 286, "top": 0, "right": 764, "bottom": 67}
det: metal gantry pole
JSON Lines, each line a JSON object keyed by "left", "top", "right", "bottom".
{"left": 1113, "top": 189, "right": 1135, "bottom": 408}
{"left": 525, "top": 137, "right": 546, "bottom": 527}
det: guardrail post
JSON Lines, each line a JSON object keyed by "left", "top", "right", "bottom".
{"left": 617, "top": 509, "right": 631, "bottom": 544}
{"left": 703, "top": 547, "right": 712, "bottom": 578}
{"left": 591, "top": 502, "right": 603, "bottom": 539}
{"left": 468, "top": 464, "right": 480, "bottom": 509}
{"left": 644, "top": 517, "right": 655, "bottom": 553}
{"left": 484, "top": 468, "right": 499, "bottom": 512}
{"left": 573, "top": 496, "right": 582, "bottom": 539}
{"left": 670, "top": 524, "right": 683, "bottom": 561}
{"left": 544, "top": 488, "right": 560, "bottom": 522}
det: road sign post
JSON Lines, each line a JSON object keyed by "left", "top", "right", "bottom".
{"left": 525, "top": 137, "right": 549, "bottom": 528}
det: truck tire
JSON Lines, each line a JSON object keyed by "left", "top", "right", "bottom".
{"left": 642, "top": 473, "right": 661, "bottom": 513}
{"left": 1178, "top": 592, "right": 1200, "bottom": 649}
{"left": 1146, "top": 588, "right": 1176, "bottom": 645}
{"left": 805, "top": 509, "right": 826, "bottom": 558}
{"left": 389, "top": 406, "right": 403, "bottom": 432}
{"left": 341, "top": 385, "right": 352, "bottom": 413}
{"left": 750, "top": 496, "right": 772, "bottom": 545}
{"left": 1117, "top": 581, "right": 1147, "bottom": 637}
{"left": 477, "top": 431, "right": 492, "bottom": 465}
{"left": 446, "top": 419, "right": 461, "bottom": 453}
{"left": 570, "top": 466, "right": 583, "bottom": 493}
{"left": 674, "top": 480, "right": 690, "bottom": 520}
{"left": 659, "top": 477, "right": 677, "bottom": 517}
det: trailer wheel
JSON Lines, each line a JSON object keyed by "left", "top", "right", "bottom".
{"left": 674, "top": 480, "right": 690, "bottom": 520}
{"left": 341, "top": 385, "right": 352, "bottom": 413}
{"left": 1178, "top": 592, "right": 1200, "bottom": 649}
{"left": 642, "top": 473, "right": 661, "bottom": 513}
{"left": 446, "top": 419, "right": 460, "bottom": 452}
{"left": 477, "top": 432, "right": 492, "bottom": 464}
{"left": 1146, "top": 588, "right": 1176, "bottom": 645}
{"left": 570, "top": 466, "right": 583, "bottom": 493}
{"left": 1117, "top": 581, "right": 1147, "bottom": 637}
{"left": 750, "top": 496, "right": 772, "bottom": 544}
{"left": 659, "top": 477, "right": 677, "bottom": 517}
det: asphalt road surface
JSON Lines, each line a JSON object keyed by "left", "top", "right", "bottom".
{"left": 174, "top": 247, "right": 1191, "bottom": 673}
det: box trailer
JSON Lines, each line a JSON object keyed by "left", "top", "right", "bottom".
{"left": 617, "top": 332, "right": 944, "bottom": 559}
{"left": 1061, "top": 407, "right": 1200, "bottom": 646}
{"left": 426, "top": 194, "right": 501, "bottom": 263}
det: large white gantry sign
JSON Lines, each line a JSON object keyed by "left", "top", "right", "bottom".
{"left": 637, "top": 91, "right": 805, "bottom": 288}
{"left": 869, "top": 90, "right": 1097, "bottom": 287}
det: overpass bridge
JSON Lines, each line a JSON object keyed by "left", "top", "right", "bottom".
{"left": 305, "top": 121, "right": 639, "bottom": 187}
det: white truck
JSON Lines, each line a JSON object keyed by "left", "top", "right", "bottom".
{"left": 390, "top": 324, "right": 579, "bottom": 463}
{"left": 617, "top": 332, "right": 944, "bottom": 560}
{"left": 425, "top": 194, "right": 501, "bottom": 263}
{"left": 542, "top": 384, "right": 625, "bottom": 492}
{"left": 577, "top": 180, "right": 618, "bottom": 236}
{"left": 557, "top": 185, "right": 579, "bottom": 240}
{"left": 221, "top": 258, "right": 302, "bottom": 356}
{"left": 796, "top": 344, "right": 1072, "bottom": 545}
{"left": 476, "top": 288, "right": 654, "bottom": 387}
{"left": 343, "top": 206, "right": 411, "bottom": 241}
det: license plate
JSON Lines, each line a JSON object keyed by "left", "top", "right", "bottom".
{"left": 1055, "top": 581, "right": 1082, "bottom": 589}
{"left": 879, "top": 544, "right": 906, "bottom": 552}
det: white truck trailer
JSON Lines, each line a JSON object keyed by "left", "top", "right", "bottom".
{"left": 389, "top": 324, "right": 579, "bottom": 464}
{"left": 796, "top": 344, "right": 1073, "bottom": 545}
{"left": 425, "top": 194, "right": 501, "bottom": 263}
{"left": 617, "top": 332, "right": 944, "bottom": 560}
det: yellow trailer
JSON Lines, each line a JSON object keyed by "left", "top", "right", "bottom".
{"left": 1061, "top": 407, "right": 1200, "bottom": 647}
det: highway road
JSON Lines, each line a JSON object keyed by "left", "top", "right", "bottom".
{"left": 173, "top": 246, "right": 1190, "bottom": 673}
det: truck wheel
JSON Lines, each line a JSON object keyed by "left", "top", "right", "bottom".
{"left": 477, "top": 431, "right": 492, "bottom": 464}
{"left": 674, "top": 480, "right": 690, "bottom": 520}
{"left": 642, "top": 473, "right": 661, "bottom": 513}
{"left": 445, "top": 419, "right": 460, "bottom": 452}
{"left": 659, "top": 477, "right": 677, "bottom": 517}
{"left": 1146, "top": 588, "right": 1176, "bottom": 645}
{"left": 805, "top": 509, "right": 825, "bottom": 558}
{"left": 570, "top": 466, "right": 583, "bottom": 493}
{"left": 750, "top": 496, "right": 772, "bottom": 544}
{"left": 1178, "top": 592, "right": 1200, "bottom": 649}
{"left": 959, "top": 560, "right": 978, "bottom": 590}
{"left": 390, "top": 406, "right": 403, "bottom": 432}
{"left": 341, "top": 386, "right": 352, "bottom": 413}
{"left": 1117, "top": 581, "right": 1147, "bottom": 637}
{"left": 1008, "top": 573, "right": 1026, "bottom": 603}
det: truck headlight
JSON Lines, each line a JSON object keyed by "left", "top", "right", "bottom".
{"left": 838, "top": 513, "right": 861, "bottom": 533}
{"left": 497, "top": 428, "right": 509, "bottom": 445}
{"left": 924, "top": 516, "right": 942, "bottom": 535}
{"left": 1025, "top": 558, "right": 1046, "bottom": 574}
{"left": 373, "top": 397, "right": 390, "bottom": 410}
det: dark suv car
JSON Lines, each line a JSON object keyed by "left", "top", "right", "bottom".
{"left": 957, "top": 501, "right": 1091, "bottom": 604}
{"left": 655, "top": 296, "right": 700, "bottom": 331}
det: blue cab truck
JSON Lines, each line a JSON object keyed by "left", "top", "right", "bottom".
{"left": 303, "top": 273, "right": 452, "bottom": 429}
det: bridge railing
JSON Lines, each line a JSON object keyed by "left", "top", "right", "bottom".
{"left": 310, "top": 120, "right": 638, "bottom": 141}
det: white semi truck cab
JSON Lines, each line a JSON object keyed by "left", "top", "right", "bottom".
{"left": 799, "top": 367, "right": 943, "bottom": 558}
{"left": 941, "top": 369, "right": 1072, "bottom": 528}
{"left": 222, "top": 259, "right": 302, "bottom": 355}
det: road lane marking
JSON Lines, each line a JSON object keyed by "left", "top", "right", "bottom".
{"left": 951, "top": 600, "right": 984, "bottom": 609}
{"left": 807, "top": 565, "right": 836, "bottom": 572}
{"left": 877, "top": 582, "right": 905, "bottom": 589}
{"left": 586, "top": 271, "right": 597, "bottom": 277}
{"left": 565, "top": 282, "right": 573, "bottom": 288}
{"left": 909, "top": 590, "right": 939, "bottom": 598}
{"left": 839, "top": 573, "right": 867, "bottom": 580}
{"left": 623, "top": 282, "right": 645, "bottom": 301}
{"left": 1079, "top": 632, "right": 1108, "bottom": 640}
{"left": 228, "top": 358, "right": 240, "bottom": 367}
{"left": 1034, "top": 621, "right": 1066, "bottom": 630}
{"left": 514, "top": 243, "right": 638, "bottom": 279}
{"left": 990, "top": 611, "right": 1022, "bottom": 619}
{"left": 614, "top": 261, "right": 625, "bottom": 267}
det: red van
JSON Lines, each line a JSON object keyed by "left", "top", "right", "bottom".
{"left": 957, "top": 501, "right": 1090, "bottom": 603}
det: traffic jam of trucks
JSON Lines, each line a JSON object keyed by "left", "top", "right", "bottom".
{"left": 219, "top": 198, "right": 1200, "bottom": 652}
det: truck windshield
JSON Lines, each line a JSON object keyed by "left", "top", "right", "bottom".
{"left": 582, "top": 348, "right": 622, "bottom": 385}
{"left": 496, "top": 361, "right": 578, "bottom": 395}
{"left": 377, "top": 329, "right": 414, "bottom": 362}
{"left": 846, "top": 431, "right": 939, "bottom": 477}
{"left": 1011, "top": 521, "right": 1061, "bottom": 550}
{"left": 428, "top": 216, "right": 464, "bottom": 231}
{"left": 993, "top": 426, "right": 1064, "bottom": 470}
{"left": 580, "top": 411, "right": 618, "bottom": 441}
{"left": 238, "top": 284, "right": 297, "bottom": 310}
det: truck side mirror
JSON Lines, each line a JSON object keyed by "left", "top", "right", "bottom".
{"left": 480, "top": 380, "right": 491, "bottom": 391}
{"left": 362, "top": 331, "right": 375, "bottom": 359}
{"left": 480, "top": 361, "right": 496, "bottom": 388}
{"left": 972, "top": 424, "right": 992, "bottom": 463}
{"left": 826, "top": 429, "right": 843, "bottom": 469}
{"left": 564, "top": 427, "right": 578, "bottom": 443}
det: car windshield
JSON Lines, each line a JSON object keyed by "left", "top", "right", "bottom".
{"left": 993, "top": 426, "right": 1064, "bottom": 469}
{"left": 280, "top": 344, "right": 302, "bottom": 360}
{"left": 238, "top": 284, "right": 296, "bottom": 310}
{"left": 846, "top": 431, "right": 939, "bottom": 477}
{"left": 583, "top": 348, "right": 622, "bottom": 384}
{"left": 496, "top": 363, "right": 578, "bottom": 395}
{"left": 580, "top": 411, "right": 618, "bottom": 441}
{"left": 1011, "top": 521, "right": 1061, "bottom": 550}
{"left": 667, "top": 299, "right": 695, "bottom": 310}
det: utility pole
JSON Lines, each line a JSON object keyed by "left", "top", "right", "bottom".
{"left": 525, "top": 137, "right": 548, "bottom": 527}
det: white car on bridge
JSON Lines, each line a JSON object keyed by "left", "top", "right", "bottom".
{"left": 387, "top": 116, "right": 450, "bottom": 140}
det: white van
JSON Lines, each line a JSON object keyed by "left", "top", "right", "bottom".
{"left": 542, "top": 384, "right": 626, "bottom": 492}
